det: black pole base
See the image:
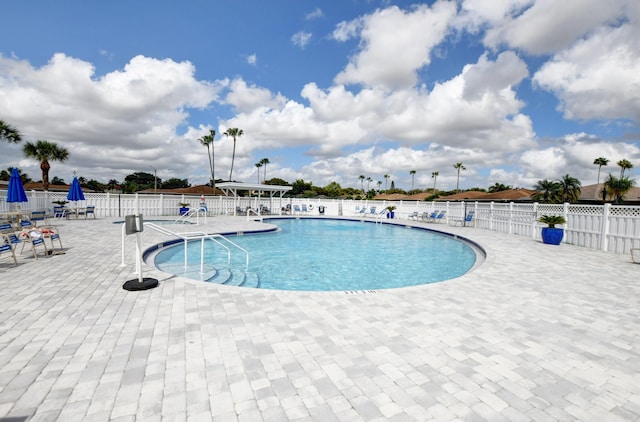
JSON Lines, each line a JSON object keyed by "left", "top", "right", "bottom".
{"left": 123, "top": 277, "right": 159, "bottom": 291}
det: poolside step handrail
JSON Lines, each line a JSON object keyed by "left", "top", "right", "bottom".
{"left": 122, "top": 222, "right": 249, "bottom": 274}
{"left": 246, "top": 208, "right": 263, "bottom": 222}
{"left": 172, "top": 208, "right": 207, "bottom": 225}
{"left": 181, "top": 230, "right": 250, "bottom": 271}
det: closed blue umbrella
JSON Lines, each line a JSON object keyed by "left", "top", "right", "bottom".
{"left": 67, "top": 176, "right": 85, "bottom": 202}
{"left": 7, "top": 168, "right": 28, "bottom": 208}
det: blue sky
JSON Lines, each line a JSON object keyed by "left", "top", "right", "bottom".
{"left": 1, "top": 0, "right": 639, "bottom": 191}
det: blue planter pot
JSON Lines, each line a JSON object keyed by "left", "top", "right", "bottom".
{"left": 541, "top": 227, "right": 564, "bottom": 245}
{"left": 386, "top": 211, "right": 395, "bottom": 219}
{"left": 179, "top": 207, "right": 190, "bottom": 216}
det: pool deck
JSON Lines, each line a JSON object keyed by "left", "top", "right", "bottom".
{"left": 1, "top": 216, "right": 639, "bottom": 421}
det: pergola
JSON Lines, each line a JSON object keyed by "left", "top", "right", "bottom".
{"left": 215, "top": 182, "right": 292, "bottom": 216}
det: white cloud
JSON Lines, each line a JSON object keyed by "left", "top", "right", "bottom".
{"left": 334, "top": 2, "right": 457, "bottom": 89}
{"left": 478, "top": 0, "right": 629, "bottom": 55}
{"left": 306, "top": 8, "right": 323, "bottom": 20}
{"left": 533, "top": 23, "right": 640, "bottom": 122}
{"left": 291, "top": 31, "right": 312, "bottom": 49}
{"left": 246, "top": 54, "right": 257, "bottom": 66}
{"left": 0, "top": 53, "right": 222, "bottom": 183}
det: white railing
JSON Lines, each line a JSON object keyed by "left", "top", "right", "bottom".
{"left": 121, "top": 222, "right": 249, "bottom": 273}
{"left": 6, "top": 189, "right": 640, "bottom": 255}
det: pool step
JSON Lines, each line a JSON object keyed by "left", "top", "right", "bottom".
{"left": 161, "top": 263, "right": 217, "bottom": 281}
{"left": 202, "top": 266, "right": 260, "bottom": 288}
{"left": 222, "top": 269, "right": 246, "bottom": 286}
{"left": 207, "top": 268, "right": 231, "bottom": 284}
{"left": 243, "top": 272, "right": 260, "bottom": 288}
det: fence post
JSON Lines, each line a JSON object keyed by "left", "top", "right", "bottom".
{"left": 508, "top": 202, "right": 513, "bottom": 234}
{"left": 490, "top": 202, "right": 494, "bottom": 231}
{"left": 600, "top": 203, "right": 611, "bottom": 252}
{"left": 532, "top": 202, "right": 538, "bottom": 238}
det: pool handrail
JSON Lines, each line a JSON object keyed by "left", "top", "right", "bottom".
{"left": 172, "top": 208, "right": 207, "bottom": 225}
{"left": 121, "top": 222, "right": 249, "bottom": 273}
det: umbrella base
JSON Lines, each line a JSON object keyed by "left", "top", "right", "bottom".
{"left": 123, "top": 277, "right": 159, "bottom": 291}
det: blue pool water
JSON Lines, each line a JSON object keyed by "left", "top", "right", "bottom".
{"left": 153, "top": 218, "right": 478, "bottom": 291}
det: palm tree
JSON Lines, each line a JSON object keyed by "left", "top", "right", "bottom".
{"left": 198, "top": 129, "right": 216, "bottom": 191}
{"left": 23, "top": 140, "right": 69, "bottom": 191}
{"left": 0, "top": 119, "right": 21, "bottom": 143}
{"left": 384, "top": 174, "right": 390, "bottom": 192}
{"left": 558, "top": 174, "right": 582, "bottom": 203}
{"left": 366, "top": 176, "right": 372, "bottom": 191}
{"left": 223, "top": 128, "right": 244, "bottom": 181}
{"left": 488, "top": 182, "right": 511, "bottom": 193}
{"left": 617, "top": 159, "right": 633, "bottom": 178}
{"left": 593, "top": 157, "right": 609, "bottom": 185}
{"left": 605, "top": 174, "right": 636, "bottom": 204}
{"left": 531, "top": 179, "right": 560, "bottom": 203}
{"left": 260, "top": 158, "right": 270, "bottom": 182}
{"left": 377, "top": 180, "right": 382, "bottom": 191}
{"left": 431, "top": 171, "right": 438, "bottom": 192}
{"left": 255, "top": 162, "right": 262, "bottom": 183}
{"left": 453, "top": 162, "right": 466, "bottom": 193}
{"left": 410, "top": 170, "right": 416, "bottom": 190}
{"left": 359, "top": 175, "right": 365, "bottom": 192}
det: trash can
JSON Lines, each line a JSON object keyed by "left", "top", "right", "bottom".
{"left": 318, "top": 205, "right": 325, "bottom": 215}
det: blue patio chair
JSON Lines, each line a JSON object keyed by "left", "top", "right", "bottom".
{"left": 408, "top": 211, "right": 419, "bottom": 220}
{"left": 1, "top": 234, "right": 18, "bottom": 266}
{"left": 0, "top": 223, "right": 13, "bottom": 233}
{"left": 30, "top": 210, "right": 49, "bottom": 226}
{"left": 293, "top": 205, "right": 302, "bottom": 215}
{"left": 430, "top": 211, "right": 447, "bottom": 223}
{"left": 77, "top": 205, "right": 96, "bottom": 219}
{"left": 53, "top": 206, "right": 69, "bottom": 219}
{"left": 421, "top": 211, "right": 438, "bottom": 221}
{"left": 18, "top": 230, "right": 49, "bottom": 259}
{"left": 450, "top": 210, "right": 475, "bottom": 226}
{"left": 39, "top": 225, "right": 63, "bottom": 251}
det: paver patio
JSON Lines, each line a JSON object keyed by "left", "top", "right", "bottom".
{"left": 0, "top": 216, "right": 639, "bottom": 421}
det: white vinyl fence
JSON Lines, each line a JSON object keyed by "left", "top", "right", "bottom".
{"left": 3, "top": 190, "right": 640, "bottom": 255}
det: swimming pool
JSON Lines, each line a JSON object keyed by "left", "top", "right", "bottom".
{"left": 153, "top": 218, "right": 480, "bottom": 291}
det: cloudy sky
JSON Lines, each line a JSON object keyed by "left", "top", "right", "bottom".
{"left": 1, "top": 0, "right": 639, "bottom": 191}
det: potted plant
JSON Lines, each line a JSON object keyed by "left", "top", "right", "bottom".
{"left": 179, "top": 202, "right": 190, "bottom": 216}
{"left": 52, "top": 200, "right": 68, "bottom": 207}
{"left": 538, "top": 214, "right": 567, "bottom": 245}
{"left": 386, "top": 205, "right": 397, "bottom": 219}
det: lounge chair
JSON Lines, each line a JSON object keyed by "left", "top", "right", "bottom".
{"left": 53, "top": 206, "right": 69, "bottom": 219}
{"left": 77, "top": 205, "right": 96, "bottom": 219}
{"left": 18, "top": 230, "right": 50, "bottom": 259}
{"left": 301, "top": 205, "right": 309, "bottom": 214}
{"left": 39, "top": 225, "right": 63, "bottom": 251}
{"left": 430, "top": 211, "right": 447, "bottom": 223}
{"left": 1, "top": 234, "right": 18, "bottom": 266}
{"left": 408, "top": 211, "right": 419, "bottom": 220}
{"left": 293, "top": 205, "right": 301, "bottom": 215}
{"left": 421, "top": 211, "right": 438, "bottom": 222}
{"left": 30, "top": 210, "right": 49, "bottom": 226}
{"left": 450, "top": 210, "right": 475, "bottom": 226}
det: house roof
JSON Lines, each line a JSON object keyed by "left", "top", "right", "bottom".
{"left": 579, "top": 183, "right": 640, "bottom": 202}
{"left": 436, "top": 188, "right": 537, "bottom": 201}
{"left": 137, "top": 185, "right": 224, "bottom": 195}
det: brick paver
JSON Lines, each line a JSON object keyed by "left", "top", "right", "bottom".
{"left": 1, "top": 216, "right": 639, "bottom": 421}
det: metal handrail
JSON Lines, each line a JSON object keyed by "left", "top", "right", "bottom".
{"left": 172, "top": 208, "right": 207, "bottom": 225}
{"left": 122, "top": 222, "right": 249, "bottom": 274}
